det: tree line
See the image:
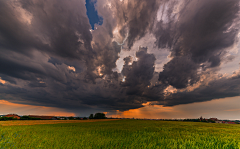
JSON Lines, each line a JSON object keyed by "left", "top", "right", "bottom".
{"left": 89, "top": 113, "right": 107, "bottom": 119}
{"left": 0, "top": 113, "right": 107, "bottom": 121}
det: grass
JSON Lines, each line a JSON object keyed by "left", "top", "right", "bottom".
{"left": 0, "top": 120, "right": 240, "bottom": 149}
{"left": 0, "top": 119, "right": 118, "bottom": 126}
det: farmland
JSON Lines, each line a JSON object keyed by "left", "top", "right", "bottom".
{"left": 0, "top": 119, "right": 118, "bottom": 126}
{"left": 0, "top": 120, "right": 240, "bottom": 149}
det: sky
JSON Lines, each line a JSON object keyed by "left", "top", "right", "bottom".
{"left": 0, "top": 0, "right": 240, "bottom": 119}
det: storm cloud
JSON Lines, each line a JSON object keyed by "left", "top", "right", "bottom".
{"left": 0, "top": 0, "right": 240, "bottom": 116}
{"left": 96, "top": 0, "right": 161, "bottom": 49}
{"left": 157, "top": 0, "right": 240, "bottom": 89}
{"left": 163, "top": 72, "right": 240, "bottom": 106}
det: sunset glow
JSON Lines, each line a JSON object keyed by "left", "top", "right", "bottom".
{"left": 0, "top": 100, "right": 75, "bottom": 116}
{"left": 107, "top": 96, "right": 240, "bottom": 120}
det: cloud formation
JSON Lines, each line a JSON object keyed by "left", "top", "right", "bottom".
{"left": 0, "top": 0, "right": 239, "bottom": 116}
{"left": 163, "top": 72, "right": 240, "bottom": 106}
{"left": 97, "top": 0, "right": 160, "bottom": 49}
{"left": 157, "top": 0, "right": 240, "bottom": 89}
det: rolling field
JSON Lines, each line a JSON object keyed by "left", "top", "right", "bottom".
{"left": 0, "top": 120, "right": 240, "bottom": 149}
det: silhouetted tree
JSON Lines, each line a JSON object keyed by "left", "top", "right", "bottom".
{"left": 89, "top": 114, "right": 94, "bottom": 119}
{"left": 75, "top": 117, "right": 81, "bottom": 120}
{"left": 20, "top": 116, "right": 31, "bottom": 120}
{"left": 93, "top": 113, "right": 106, "bottom": 119}
{"left": 20, "top": 116, "right": 41, "bottom": 120}
{"left": 0, "top": 117, "right": 17, "bottom": 121}
{"left": 68, "top": 116, "right": 75, "bottom": 120}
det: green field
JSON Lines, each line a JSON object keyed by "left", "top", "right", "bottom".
{"left": 0, "top": 120, "right": 240, "bottom": 149}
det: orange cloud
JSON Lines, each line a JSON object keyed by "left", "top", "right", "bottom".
{"left": 107, "top": 96, "right": 240, "bottom": 120}
{"left": 0, "top": 100, "right": 75, "bottom": 116}
{"left": 107, "top": 102, "right": 175, "bottom": 119}
{"left": 0, "top": 77, "right": 6, "bottom": 84}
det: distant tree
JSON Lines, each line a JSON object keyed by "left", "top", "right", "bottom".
{"left": 20, "top": 116, "right": 30, "bottom": 120}
{"left": 89, "top": 114, "right": 94, "bottom": 119}
{"left": 93, "top": 113, "right": 106, "bottom": 119}
{"left": 0, "top": 117, "right": 17, "bottom": 121}
{"left": 68, "top": 116, "right": 75, "bottom": 120}
{"left": 207, "top": 119, "right": 215, "bottom": 123}
{"left": 20, "top": 116, "right": 41, "bottom": 120}
{"left": 83, "top": 117, "right": 88, "bottom": 120}
{"left": 195, "top": 119, "right": 201, "bottom": 122}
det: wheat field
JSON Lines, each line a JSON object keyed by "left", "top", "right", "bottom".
{"left": 0, "top": 120, "right": 240, "bottom": 148}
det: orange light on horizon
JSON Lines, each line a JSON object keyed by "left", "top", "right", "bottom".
{"left": 0, "top": 100, "right": 75, "bottom": 117}
{"left": 107, "top": 96, "right": 240, "bottom": 120}
{"left": 106, "top": 102, "right": 175, "bottom": 119}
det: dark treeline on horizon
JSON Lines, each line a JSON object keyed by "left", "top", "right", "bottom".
{"left": 1, "top": 113, "right": 240, "bottom": 124}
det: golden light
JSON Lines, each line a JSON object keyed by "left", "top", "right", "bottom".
{"left": 122, "top": 76, "right": 126, "bottom": 82}
{"left": 0, "top": 100, "right": 75, "bottom": 117}
{"left": 97, "top": 66, "right": 104, "bottom": 76}
{"left": 164, "top": 85, "right": 177, "bottom": 95}
{"left": 113, "top": 27, "right": 119, "bottom": 35}
{"left": 107, "top": 3, "right": 112, "bottom": 8}
{"left": 67, "top": 66, "right": 76, "bottom": 72}
{"left": 106, "top": 102, "right": 174, "bottom": 119}
{"left": 0, "top": 77, "right": 6, "bottom": 84}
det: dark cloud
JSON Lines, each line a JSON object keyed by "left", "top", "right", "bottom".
{"left": 97, "top": 0, "right": 161, "bottom": 49}
{"left": 77, "top": 47, "right": 157, "bottom": 111}
{"left": 0, "top": 0, "right": 93, "bottom": 60}
{"left": 163, "top": 73, "right": 240, "bottom": 106}
{"left": 0, "top": 0, "right": 240, "bottom": 116}
{"left": 121, "top": 47, "right": 156, "bottom": 95}
{"left": 82, "top": 25, "right": 122, "bottom": 83}
{"left": 156, "top": 0, "right": 240, "bottom": 89}
{"left": 125, "top": 0, "right": 160, "bottom": 49}
{"left": 159, "top": 56, "right": 200, "bottom": 89}
{"left": 0, "top": 1, "right": 43, "bottom": 56}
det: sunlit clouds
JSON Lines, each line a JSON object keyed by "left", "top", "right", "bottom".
{"left": 107, "top": 96, "right": 240, "bottom": 120}
{"left": 67, "top": 66, "right": 76, "bottom": 72}
{"left": 0, "top": 77, "right": 6, "bottom": 84}
{"left": 0, "top": 100, "right": 75, "bottom": 116}
{"left": 122, "top": 76, "right": 126, "bottom": 82}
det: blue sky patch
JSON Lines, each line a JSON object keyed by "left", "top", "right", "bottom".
{"left": 85, "top": 0, "right": 103, "bottom": 30}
